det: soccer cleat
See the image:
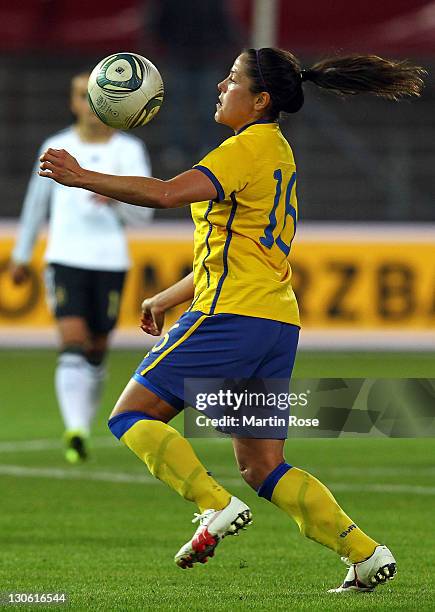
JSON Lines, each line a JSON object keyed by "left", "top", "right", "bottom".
{"left": 174, "top": 496, "right": 252, "bottom": 569}
{"left": 328, "top": 545, "right": 397, "bottom": 593}
{"left": 64, "top": 431, "right": 88, "bottom": 464}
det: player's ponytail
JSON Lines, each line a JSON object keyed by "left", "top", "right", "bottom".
{"left": 301, "top": 55, "right": 426, "bottom": 100}
{"left": 244, "top": 48, "right": 426, "bottom": 120}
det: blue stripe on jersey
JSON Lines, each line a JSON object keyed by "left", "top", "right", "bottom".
{"left": 194, "top": 165, "right": 225, "bottom": 202}
{"left": 209, "top": 193, "right": 238, "bottom": 315}
{"left": 202, "top": 200, "right": 214, "bottom": 288}
{"left": 187, "top": 292, "right": 201, "bottom": 312}
{"left": 236, "top": 119, "right": 276, "bottom": 135}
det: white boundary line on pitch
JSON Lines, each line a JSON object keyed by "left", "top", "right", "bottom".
{"left": 1, "top": 437, "right": 435, "bottom": 480}
{"left": 0, "top": 437, "right": 118, "bottom": 453}
{"left": 0, "top": 436, "right": 227, "bottom": 453}
{"left": 1, "top": 464, "right": 435, "bottom": 495}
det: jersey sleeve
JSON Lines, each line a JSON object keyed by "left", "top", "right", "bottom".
{"left": 12, "top": 142, "right": 52, "bottom": 264}
{"left": 193, "top": 135, "right": 255, "bottom": 202}
{"left": 115, "top": 137, "right": 154, "bottom": 226}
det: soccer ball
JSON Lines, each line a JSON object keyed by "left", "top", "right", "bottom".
{"left": 87, "top": 52, "right": 164, "bottom": 129}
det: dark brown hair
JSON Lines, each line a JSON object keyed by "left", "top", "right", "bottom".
{"left": 244, "top": 48, "right": 427, "bottom": 120}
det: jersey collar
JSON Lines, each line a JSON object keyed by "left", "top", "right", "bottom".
{"left": 235, "top": 119, "right": 276, "bottom": 135}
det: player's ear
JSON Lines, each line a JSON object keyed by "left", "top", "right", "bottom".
{"left": 254, "top": 92, "right": 271, "bottom": 112}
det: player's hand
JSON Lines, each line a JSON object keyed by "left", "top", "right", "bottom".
{"left": 9, "top": 262, "right": 31, "bottom": 285}
{"left": 140, "top": 297, "right": 165, "bottom": 336}
{"left": 39, "top": 148, "right": 84, "bottom": 187}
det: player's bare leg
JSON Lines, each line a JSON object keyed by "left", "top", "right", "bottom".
{"left": 109, "top": 380, "right": 252, "bottom": 568}
{"left": 110, "top": 378, "right": 180, "bottom": 422}
{"left": 233, "top": 437, "right": 396, "bottom": 592}
{"left": 232, "top": 437, "right": 286, "bottom": 490}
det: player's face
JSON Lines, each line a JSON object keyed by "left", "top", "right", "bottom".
{"left": 215, "top": 55, "right": 264, "bottom": 131}
{"left": 70, "top": 74, "right": 106, "bottom": 128}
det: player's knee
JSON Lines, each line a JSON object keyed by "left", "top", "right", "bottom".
{"left": 109, "top": 403, "right": 129, "bottom": 421}
{"left": 238, "top": 459, "right": 276, "bottom": 491}
{"left": 58, "top": 317, "right": 89, "bottom": 347}
{"left": 239, "top": 464, "right": 259, "bottom": 489}
{"left": 239, "top": 455, "right": 286, "bottom": 491}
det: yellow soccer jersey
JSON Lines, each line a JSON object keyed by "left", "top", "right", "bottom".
{"left": 190, "top": 120, "right": 300, "bottom": 327}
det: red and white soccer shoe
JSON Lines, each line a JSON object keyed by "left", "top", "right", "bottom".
{"left": 174, "top": 496, "right": 252, "bottom": 569}
{"left": 328, "top": 545, "right": 397, "bottom": 593}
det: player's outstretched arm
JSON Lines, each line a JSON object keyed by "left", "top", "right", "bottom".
{"left": 39, "top": 148, "right": 217, "bottom": 209}
{"left": 140, "top": 272, "right": 195, "bottom": 335}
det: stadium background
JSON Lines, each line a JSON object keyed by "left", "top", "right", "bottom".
{"left": 0, "top": 0, "right": 434, "bottom": 348}
{"left": 1, "top": 2, "right": 434, "bottom": 610}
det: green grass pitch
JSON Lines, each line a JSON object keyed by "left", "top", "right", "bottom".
{"left": 0, "top": 349, "right": 434, "bottom": 611}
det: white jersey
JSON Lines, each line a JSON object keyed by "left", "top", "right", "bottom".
{"left": 13, "top": 127, "right": 152, "bottom": 271}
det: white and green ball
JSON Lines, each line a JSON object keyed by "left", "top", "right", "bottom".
{"left": 87, "top": 52, "right": 164, "bottom": 129}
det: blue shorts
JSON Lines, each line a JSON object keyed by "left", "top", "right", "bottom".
{"left": 133, "top": 311, "right": 299, "bottom": 412}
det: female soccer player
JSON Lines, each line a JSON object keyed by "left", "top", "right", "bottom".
{"left": 39, "top": 48, "right": 425, "bottom": 592}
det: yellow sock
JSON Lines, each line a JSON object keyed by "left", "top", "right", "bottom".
{"left": 120, "top": 418, "right": 231, "bottom": 512}
{"left": 260, "top": 464, "right": 378, "bottom": 563}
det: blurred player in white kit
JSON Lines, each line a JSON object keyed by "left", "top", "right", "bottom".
{"left": 10, "top": 72, "right": 153, "bottom": 463}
